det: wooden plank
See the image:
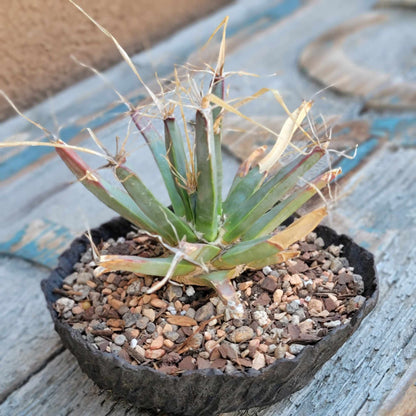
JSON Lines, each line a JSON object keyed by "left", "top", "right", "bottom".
{"left": 376, "top": 0, "right": 416, "bottom": 8}
{"left": 299, "top": 11, "right": 416, "bottom": 110}
{"left": 0, "top": 220, "right": 75, "bottom": 268}
{"left": 0, "top": 350, "right": 149, "bottom": 416}
{"left": 377, "top": 360, "right": 416, "bottom": 416}
{"left": 0, "top": 256, "right": 62, "bottom": 404}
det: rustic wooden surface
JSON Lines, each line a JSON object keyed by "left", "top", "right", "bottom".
{"left": 1, "top": 0, "right": 416, "bottom": 415}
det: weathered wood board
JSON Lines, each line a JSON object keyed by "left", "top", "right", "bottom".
{"left": 1, "top": 0, "right": 416, "bottom": 414}
{"left": 0, "top": 256, "right": 62, "bottom": 404}
{"left": 0, "top": 350, "right": 143, "bottom": 416}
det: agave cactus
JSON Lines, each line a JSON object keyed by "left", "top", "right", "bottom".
{"left": 1, "top": 6, "right": 341, "bottom": 318}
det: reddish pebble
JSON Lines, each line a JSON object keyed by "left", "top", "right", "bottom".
{"left": 238, "top": 281, "right": 253, "bottom": 291}
{"left": 150, "top": 298, "right": 168, "bottom": 308}
{"left": 150, "top": 335, "right": 164, "bottom": 350}
{"left": 258, "top": 343, "right": 268, "bottom": 353}
{"left": 107, "top": 318, "right": 124, "bottom": 328}
{"left": 179, "top": 356, "right": 196, "bottom": 371}
{"left": 109, "top": 298, "right": 124, "bottom": 310}
{"left": 163, "top": 339, "right": 174, "bottom": 349}
{"left": 145, "top": 349, "right": 165, "bottom": 359}
{"left": 72, "top": 306, "right": 83, "bottom": 315}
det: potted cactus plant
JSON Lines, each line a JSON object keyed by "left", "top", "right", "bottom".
{"left": 1, "top": 4, "right": 378, "bottom": 415}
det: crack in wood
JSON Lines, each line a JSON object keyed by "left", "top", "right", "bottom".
{"left": 0, "top": 345, "right": 65, "bottom": 406}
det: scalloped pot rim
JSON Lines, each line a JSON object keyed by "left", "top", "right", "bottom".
{"left": 41, "top": 216, "right": 378, "bottom": 416}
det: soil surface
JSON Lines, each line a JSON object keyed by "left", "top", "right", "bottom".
{"left": 0, "top": 0, "right": 231, "bottom": 121}
{"left": 54, "top": 230, "right": 367, "bottom": 375}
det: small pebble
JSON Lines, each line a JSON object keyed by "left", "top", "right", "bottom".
{"left": 150, "top": 335, "right": 164, "bottom": 350}
{"left": 324, "top": 320, "right": 341, "bottom": 328}
{"left": 253, "top": 310, "right": 269, "bottom": 326}
{"left": 289, "top": 344, "right": 305, "bottom": 355}
{"left": 145, "top": 349, "right": 165, "bottom": 359}
{"left": 167, "top": 306, "right": 177, "bottom": 315}
{"left": 136, "top": 316, "right": 149, "bottom": 330}
{"left": 111, "top": 344, "right": 122, "bottom": 354}
{"left": 330, "top": 258, "right": 344, "bottom": 273}
{"left": 146, "top": 322, "right": 156, "bottom": 334}
{"left": 151, "top": 298, "right": 168, "bottom": 309}
{"left": 126, "top": 281, "right": 141, "bottom": 296}
{"left": 165, "top": 285, "right": 183, "bottom": 302}
{"left": 164, "top": 331, "right": 180, "bottom": 342}
{"left": 195, "top": 302, "right": 215, "bottom": 322}
{"left": 286, "top": 300, "right": 301, "bottom": 314}
{"left": 252, "top": 352, "right": 266, "bottom": 370}
{"left": 142, "top": 308, "right": 156, "bottom": 322}
{"left": 185, "top": 308, "right": 196, "bottom": 319}
{"left": 114, "top": 334, "right": 127, "bottom": 346}
{"left": 164, "top": 339, "right": 174, "bottom": 349}
{"left": 55, "top": 297, "right": 75, "bottom": 313}
{"left": 185, "top": 286, "right": 195, "bottom": 297}
{"left": 228, "top": 326, "right": 255, "bottom": 343}
{"left": 306, "top": 232, "right": 317, "bottom": 243}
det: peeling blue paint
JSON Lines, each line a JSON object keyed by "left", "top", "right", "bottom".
{"left": 371, "top": 116, "right": 416, "bottom": 146}
{"left": 0, "top": 95, "right": 144, "bottom": 182}
{"left": 335, "top": 116, "right": 416, "bottom": 179}
{"left": 371, "top": 117, "right": 401, "bottom": 137}
{"left": 0, "top": 220, "right": 75, "bottom": 268}
{"left": 338, "top": 137, "right": 379, "bottom": 178}
{"left": 227, "top": 0, "right": 302, "bottom": 37}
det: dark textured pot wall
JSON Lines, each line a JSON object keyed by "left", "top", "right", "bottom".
{"left": 42, "top": 217, "right": 379, "bottom": 416}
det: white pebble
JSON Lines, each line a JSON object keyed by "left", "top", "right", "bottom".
{"left": 262, "top": 266, "right": 272, "bottom": 275}
{"left": 167, "top": 306, "right": 177, "bottom": 315}
{"left": 324, "top": 320, "right": 341, "bottom": 328}
{"left": 56, "top": 297, "right": 75, "bottom": 313}
{"left": 130, "top": 339, "right": 138, "bottom": 348}
{"left": 291, "top": 315, "right": 300, "bottom": 325}
{"left": 186, "top": 286, "right": 195, "bottom": 297}
{"left": 289, "top": 344, "right": 305, "bottom": 355}
{"left": 253, "top": 310, "right": 269, "bottom": 326}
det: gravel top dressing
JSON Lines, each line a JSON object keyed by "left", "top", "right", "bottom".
{"left": 54, "top": 229, "right": 366, "bottom": 375}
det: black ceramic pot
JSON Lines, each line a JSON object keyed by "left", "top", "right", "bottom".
{"left": 42, "top": 217, "right": 378, "bottom": 416}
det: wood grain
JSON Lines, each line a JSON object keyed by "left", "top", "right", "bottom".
{"left": 0, "top": 350, "right": 149, "bottom": 416}
{"left": 376, "top": 0, "right": 416, "bottom": 8}
{"left": 0, "top": 256, "right": 62, "bottom": 404}
{"left": 299, "top": 13, "right": 416, "bottom": 110}
{"left": 377, "top": 359, "right": 416, "bottom": 416}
